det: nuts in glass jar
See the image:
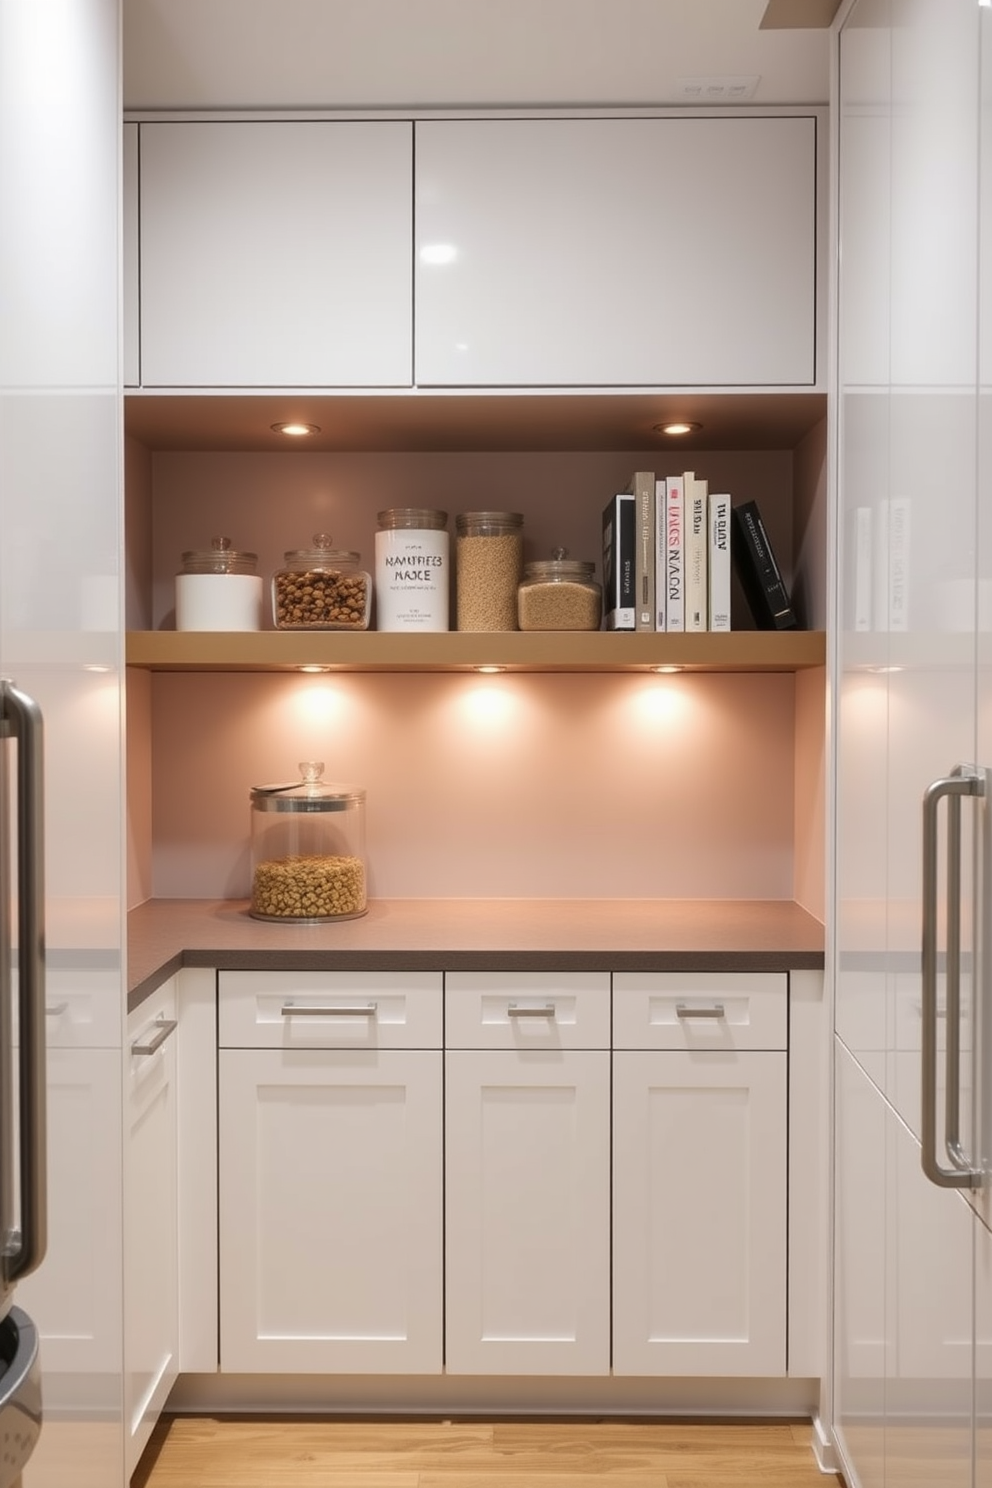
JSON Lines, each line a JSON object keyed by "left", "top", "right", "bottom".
{"left": 251, "top": 853, "right": 366, "bottom": 920}
{"left": 272, "top": 534, "right": 371, "bottom": 630}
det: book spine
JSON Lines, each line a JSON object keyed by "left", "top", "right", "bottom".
{"left": 664, "top": 475, "right": 684, "bottom": 632}
{"left": 708, "top": 494, "right": 731, "bottom": 632}
{"left": 731, "top": 501, "right": 797, "bottom": 630}
{"left": 628, "top": 471, "right": 656, "bottom": 632}
{"left": 684, "top": 472, "right": 709, "bottom": 632}
{"left": 654, "top": 478, "right": 667, "bottom": 630}
{"left": 602, "top": 492, "right": 636, "bottom": 630}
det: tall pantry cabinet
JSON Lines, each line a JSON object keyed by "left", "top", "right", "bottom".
{"left": 0, "top": 2, "right": 128, "bottom": 1487}
{"left": 832, "top": 2, "right": 992, "bottom": 1486}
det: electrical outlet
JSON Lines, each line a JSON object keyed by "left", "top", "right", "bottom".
{"left": 674, "top": 75, "right": 760, "bottom": 102}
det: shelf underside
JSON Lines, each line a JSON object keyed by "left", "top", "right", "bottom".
{"left": 126, "top": 629, "right": 826, "bottom": 673}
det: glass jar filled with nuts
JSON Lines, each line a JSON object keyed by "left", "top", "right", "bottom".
{"left": 249, "top": 762, "right": 368, "bottom": 922}
{"left": 272, "top": 534, "right": 371, "bottom": 630}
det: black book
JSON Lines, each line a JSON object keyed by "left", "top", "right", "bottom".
{"left": 602, "top": 492, "right": 636, "bottom": 630}
{"left": 731, "top": 501, "right": 798, "bottom": 630}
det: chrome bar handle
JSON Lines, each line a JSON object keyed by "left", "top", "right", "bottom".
{"left": 922, "top": 769, "right": 982, "bottom": 1189}
{"left": 676, "top": 1003, "right": 726, "bottom": 1020}
{"left": 130, "top": 1018, "right": 177, "bottom": 1057}
{"left": 507, "top": 1002, "right": 557, "bottom": 1018}
{"left": 281, "top": 1001, "right": 377, "bottom": 1017}
{"left": 0, "top": 680, "right": 47, "bottom": 1277}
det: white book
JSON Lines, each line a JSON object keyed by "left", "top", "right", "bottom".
{"left": 708, "top": 493, "right": 731, "bottom": 632}
{"left": 663, "top": 474, "right": 684, "bottom": 632}
{"left": 683, "top": 471, "right": 709, "bottom": 632}
{"left": 653, "top": 478, "right": 667, "bottom": 630}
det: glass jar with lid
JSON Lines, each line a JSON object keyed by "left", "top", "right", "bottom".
{"left": 517, "top": 548, "right": 602, "bottom": 631}
{"left": 455, "top": 511, "right": 524, "bottom": 631}
{"left": 175, "top": 535, "right": 263, "bottom": 631}
{"left": 249, "top": 762, "right": 367, "bottom": 922}
{"left": 272, "top": 534, "right": 371, "bottom": 630}
{"left": 374, "top": 508, "right": 449, "bottom": 631}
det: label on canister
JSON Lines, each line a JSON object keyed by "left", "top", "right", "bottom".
{"left": 374, "top": 528, "right": 449, "bottom": 631}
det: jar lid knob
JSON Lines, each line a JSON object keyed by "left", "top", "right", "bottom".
{"left": 212, "top": 536, "right": 233, "bottom": 552}
{"left": 552, "top": 546, "right": 568, "bottom": 561}
{"left": 312, "top": 534, "right": 333, "bottom": 549}
{"left": 299, "top": 761, "right": 325, "bottom": 783}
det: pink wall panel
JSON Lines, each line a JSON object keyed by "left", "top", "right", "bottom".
{"left": 150, "top": 669, "right": 796, "bottom": 901}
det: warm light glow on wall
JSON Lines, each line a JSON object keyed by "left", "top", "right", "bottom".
{"left": 452, "top": 675, "right": 520, "bottom": 732}
{"left": 626, "top": 673, "right": 694, "bottom": 729}
{"left": 289, "top": 678, "right": 351, "bottom": 729}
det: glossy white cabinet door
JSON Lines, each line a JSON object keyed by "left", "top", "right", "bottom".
{"left": 124, "top": 984, "right": 179, "bottom": 1479}
{"left": 415, "top": 117, "right": 818, "bottom": 388}
{"left": 444, "top": 1049, "right": 610, "bottom": 1375}
{"left": 139, "top": 121, "right": 413, "bottom": 387}
{"left": 218, "top": 1048, "right": 442, "bottom": 1374}
{"left": 612, "top": 1049, "right": 786, "bottom": 1377}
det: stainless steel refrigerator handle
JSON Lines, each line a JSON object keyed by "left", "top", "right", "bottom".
{"left": 922, "top": 770, "right": 982, "bottom": 1190}
{"left": 0, "top": 681, "right": 47, "bottom": 1277}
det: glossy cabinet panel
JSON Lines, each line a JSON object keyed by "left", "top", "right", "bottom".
{"left": 415, "top": 117, "right": 818, "bottom": 388}
{"left": 138, "top": 121, "right": 413, "bottom": 388}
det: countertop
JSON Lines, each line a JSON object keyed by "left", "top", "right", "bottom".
{"left": 127, "top": 897, "right": 825, "bottom": 1010}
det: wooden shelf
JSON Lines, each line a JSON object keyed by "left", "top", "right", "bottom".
{"left": 126, "top": 629, "right": 826, "bottom": 674}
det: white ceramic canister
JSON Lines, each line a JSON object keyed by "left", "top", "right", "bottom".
{"left": 175, "top": 536, "right": 263, "bottom": 631}
{"left": 374, "top": 509, "right": 449, "bottom": 632}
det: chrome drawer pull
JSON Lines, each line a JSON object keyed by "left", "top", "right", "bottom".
{"left": 131, "top": 1018, "right": 177, "bottom": 1057}
{"left": 507, "top": 1002, "right": 557, "bottom": 1018}
{"left": 280, "top": 1001, "right": 377, "bottom": 1018}
{"left": 675, "top": 1002, "right": 726, "bottom": 1020}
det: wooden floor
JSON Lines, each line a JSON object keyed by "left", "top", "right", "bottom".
{"left": 133, "top": 1416, "right": 844, "bottom": 1488}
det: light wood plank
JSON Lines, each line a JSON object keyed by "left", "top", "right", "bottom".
{"left": 134, "top": 1416, "right": 840, "bottom": 1488}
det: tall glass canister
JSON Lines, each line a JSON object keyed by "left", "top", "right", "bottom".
{"left": 455, "top": 511, "right": 524, "bottom": 630}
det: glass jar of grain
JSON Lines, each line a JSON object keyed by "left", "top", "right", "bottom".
{"left": 272, "top": 534, "right": 371, "bottom": 630}
{"left": 518, "top": 549, "right": 602, "bottom": 631}
{"left": 249, "top": 762, "right": 368, "bottom": 922}
{"left": 455, "top": 511, "right": 524, "bottom": 631}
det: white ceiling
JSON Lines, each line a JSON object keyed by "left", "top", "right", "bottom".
{"left": 123, "top": 0, "right": 833, "bottom": 113}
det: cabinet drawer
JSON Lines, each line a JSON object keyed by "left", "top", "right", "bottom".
{"left": 613, "top": 972, "right": 787, "bottom": 1051}
{"left": 445, "top": 972, "right": 610, "bottom": 1050}
{"left": 219, "top": 970, "right": 442, "bottom": 1049}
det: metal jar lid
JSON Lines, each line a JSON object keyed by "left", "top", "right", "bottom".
{"left": 250, "top": 762, "right": 365, "bottom": 814}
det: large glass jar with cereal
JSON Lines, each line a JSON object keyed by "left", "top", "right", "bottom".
{"left": 249, "top": 763, "right": 367, "bottom": 922}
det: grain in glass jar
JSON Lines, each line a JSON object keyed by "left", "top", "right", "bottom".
{"left": 455, "top": 511, "right": 524, "bottom": 631}
{"left": 250, "top": 762, "right": 368, "bottom": 922}
{"left": 272, "top": 534, "right": 371, "bottom": 630}
{"left": 175, "top": 535, "right": 263, "bottom": 631}
{"left": 374, "top": 508, "right": 449, "bottom": 631}
{"left": 518, "top": 549, "right": 602, "bottom": 631}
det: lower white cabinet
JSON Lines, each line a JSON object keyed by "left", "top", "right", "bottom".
{"left": 217, "top": 972, "right": 443, "bottom": 1374}
{"left": 612, "top": 973, "right": 789, "bottom": 1377}
{"left": 124, "top": 979, "right": 180, "bottom": 1477}
{"left": 444, "top": 972, "right": 611, "bottom": 1376}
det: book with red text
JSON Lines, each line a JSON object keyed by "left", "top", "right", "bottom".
{"left": 683, "top": 471, "right": 709, "bottom": 632}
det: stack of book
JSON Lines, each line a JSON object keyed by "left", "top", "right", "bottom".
{"left": 602, "top": 472, "right": 797, "bottom": 633}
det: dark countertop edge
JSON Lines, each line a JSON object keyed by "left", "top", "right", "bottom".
{"left": 128, "top": 945, "right": 825, "bottom": 1014}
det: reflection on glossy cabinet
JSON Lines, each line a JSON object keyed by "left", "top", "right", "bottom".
{"left": 218, "top": 1046, "right": 443, "bottom": 1374}
{"left": 415, "top": 116, "right": 819, "bottom": 388}
{"left": 137, "top": 121, "right": 413, "bottom": 388}
{"left": 124, "top": 981, "right": 179, "bottom": 1478}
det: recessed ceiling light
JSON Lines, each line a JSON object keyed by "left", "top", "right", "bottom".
{"left": 476, "top": 665, "right": 504, "bottom": 674}
{"left": 654, "top": 421, "right": 701, "bottom": 437}
{"left": 271, "top": 422, "right": 321, "bottom": 437}
{"left": 651, "top": 665, "right": 682, "bottom": 674}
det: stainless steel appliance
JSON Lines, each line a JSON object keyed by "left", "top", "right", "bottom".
{"left": 0, "top": 680, "right": 47, "bottom": 1487}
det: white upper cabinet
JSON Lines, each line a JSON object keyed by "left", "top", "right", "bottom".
{"left": 415, "top": 116, "right": 820, "bottom": 389}
{"left": 137, "top": 121, "right": 413, "bottom": 387}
